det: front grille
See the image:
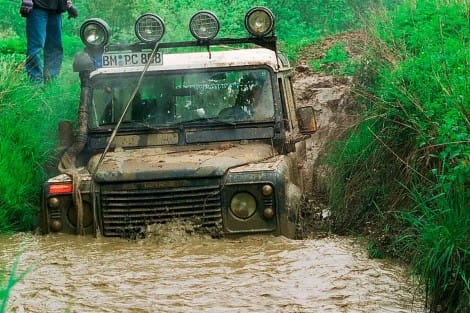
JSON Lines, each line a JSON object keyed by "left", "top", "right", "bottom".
{"left": 99, "top": 178, "right": 222, "bottom": 237}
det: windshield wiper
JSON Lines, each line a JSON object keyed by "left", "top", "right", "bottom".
{"left": 98, "top": 121, "right": 160, "bottom": 130}
{"left": 179, "top": 117, "right": 237, "bottom": 126}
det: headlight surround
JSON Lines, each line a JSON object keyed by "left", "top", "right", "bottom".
{"left": 135, "top": 13, "right": 165, "bottom": 43}
{"left": 80, "top": 18, "right": 111, "bottom": 48}
{"left": 189, "top": 11, "right": 220, "bottom": 40}
{"left": 244, "top": 7, "right": 275, "bottom": 37}
{"left": 230, "top": 192, "right": 257, "bottom": 219}
{"left": 67, "top": 201, "right": 94, "bottom": 228}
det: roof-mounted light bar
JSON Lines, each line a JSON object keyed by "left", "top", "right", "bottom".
{"left": 189, "top": 11, "right": 220, "bottom": 40}
{"left": 80, "top": 18, "right": 111, "bottom": 49}
{"left": 135, "top": 14, "right": 165, "bottom": 43}
{"left": 244, "top": 7, "right": 275, "bottom": 37}
{"left": 79, "top": 8, "right": 278, "bottom": 54}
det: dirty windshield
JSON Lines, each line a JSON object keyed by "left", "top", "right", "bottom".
{"left": 90, "top": 69, "right": 274, "bottom": 128}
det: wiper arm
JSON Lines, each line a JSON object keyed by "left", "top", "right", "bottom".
{"left": 98, "top": 121, "right": 169, "bottom": 131}
{"left": 179, "top": 117, "right": 237, "bottom": 126}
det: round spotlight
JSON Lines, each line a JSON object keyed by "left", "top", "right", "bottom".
{"left": 245, "top": 7, "right": 275, "bottom": 37}
{"left": 135, "top": 14, "right": 165, "bottom": 43}
{"left": 230, "top": 192, "right": 257, "bottom": 219}
{"left": 80, "top": 18, "right": 111, "bottom": 48}
{"left": 189, "top": 11, "right": 220, "bottom": 40}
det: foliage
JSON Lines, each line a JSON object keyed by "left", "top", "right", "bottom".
{"left": 326, "top": 0, "right": 469, "bottom": 311}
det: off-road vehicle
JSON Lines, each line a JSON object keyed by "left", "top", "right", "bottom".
{"left": 40, "top": 7, "right": 318, "bottom": 238}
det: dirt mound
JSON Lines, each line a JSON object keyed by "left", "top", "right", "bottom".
{"left": 293, "top": 32, "right": 367, "bottom": 238}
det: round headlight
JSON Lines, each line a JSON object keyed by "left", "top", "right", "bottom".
{"left": 230, "top": 192, "right": 257, "bottom": 219}
{"left": 135, "top": 14, "right": 165, "bottom": 43}
{"left": 189, "top": 11, "right": 220, "bottom": 40}
{"left": 245, "top": 7, "right": 275, "bottom": 37}
{"left": 80, "top": 18, "right": 111, "bottom": 48}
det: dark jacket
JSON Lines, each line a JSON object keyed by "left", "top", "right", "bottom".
{"left": 33, "top": 0, "right": 69, "bottom": 13}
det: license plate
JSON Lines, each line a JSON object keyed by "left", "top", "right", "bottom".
{"left": 101, "top": 51, "right": 163, "bottom": 67}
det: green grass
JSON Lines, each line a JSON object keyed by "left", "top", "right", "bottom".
{"left": 0, "top": 56, "right": 78, "bottom": 233}
{"left": 325, "top": 0, "right": 469, "bottom": 311}
{"left": 400, "top": 183, "right": 469, "bottom": 312}
{"left": 309, "top": 42, "right": 360, "bottom": 75}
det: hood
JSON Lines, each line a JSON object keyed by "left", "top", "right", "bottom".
{"left": 88, "top": 142, "right": 275, "bottom": 182}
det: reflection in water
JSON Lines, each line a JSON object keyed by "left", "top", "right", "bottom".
{"left": 1, "top": 232, "right": 424, "bottom": 313}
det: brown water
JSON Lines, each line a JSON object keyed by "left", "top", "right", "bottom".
{"left": 1, "top": 231, "right": 424, "bottom": 313}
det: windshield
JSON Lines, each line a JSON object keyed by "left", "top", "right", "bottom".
{"left": 89, "top": 69, "right": 274, "bottom": 129}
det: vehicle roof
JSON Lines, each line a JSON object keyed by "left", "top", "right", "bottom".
{"left": 90, "top": 48, "right": 291, "bottom": 78}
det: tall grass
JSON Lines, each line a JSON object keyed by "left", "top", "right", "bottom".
{"left": 0, "top": 55, "right": 78, "bottom": 232}
{"left": 401, "top": 183, "right": 469, "bottom": 312}
{"left": 326, "top": 0, "right": 469, "bottom": 311}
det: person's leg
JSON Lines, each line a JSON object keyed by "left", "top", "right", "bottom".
{"left": 26, "top": 8, "right": 48, "bottom": 82}
{"left": 43, "top": 12, "right": 63, "bottom": 81}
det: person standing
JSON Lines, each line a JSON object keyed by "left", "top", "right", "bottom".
{"left": 19, "top": 0, "right": 78, "bottom": 83}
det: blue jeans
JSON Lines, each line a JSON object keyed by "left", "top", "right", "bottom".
{"left": 26, "top": 8, "right": 63, "bottom": 82}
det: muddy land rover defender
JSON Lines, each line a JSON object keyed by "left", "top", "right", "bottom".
{"left": 40, "top": 7, "right": 318, "bottom": 239}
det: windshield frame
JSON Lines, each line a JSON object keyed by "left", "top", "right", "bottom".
{"left": 88, "top": 66, "right": 277, "bottom": 132}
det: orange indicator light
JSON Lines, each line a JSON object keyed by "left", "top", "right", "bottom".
{"left": 49, "top": 183, "right": 73, "bottom": 194}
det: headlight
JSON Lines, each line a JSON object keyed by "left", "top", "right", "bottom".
{"left": 244, "top": 7, "right": 275, "bottom": 37}
{"left": 189, "top": 11, "right": 220, "bottom": 40}
{"left": 230, "top": 192, "right": 257, "bottom": 219}
{"left": 80, "top": 18, "right": 111, "bottom": 48}
{"left": 135, "top": 14, "right": 165, "bottom": 43}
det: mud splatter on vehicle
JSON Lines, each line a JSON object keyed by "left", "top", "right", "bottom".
{"left": 40, "top": 8, "right": 319, "bottom": 239}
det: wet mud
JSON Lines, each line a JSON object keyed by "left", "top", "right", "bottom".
{"left": 1, "top": 232, "right": 424, "bottom": 312}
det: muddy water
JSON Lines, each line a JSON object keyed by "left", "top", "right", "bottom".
{"left": 1, "top": 231, "right": 423, "bottom": 313}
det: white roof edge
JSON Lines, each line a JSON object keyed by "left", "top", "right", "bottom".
{"left": 90, "top": 48, "right": 290, "bottom": 77}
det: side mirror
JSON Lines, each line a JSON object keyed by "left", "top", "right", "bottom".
{"left": 296, "top": 106, "right": 318, "bottom": 134}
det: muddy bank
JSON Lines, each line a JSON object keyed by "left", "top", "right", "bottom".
{"left": 292, "top": 33, "right": 368, "bottom": 237}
